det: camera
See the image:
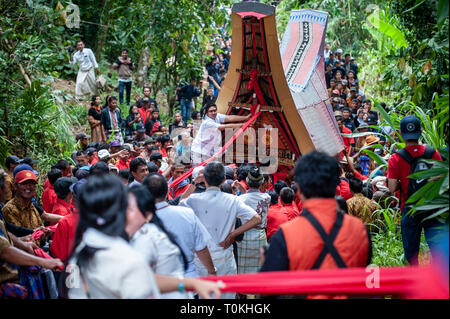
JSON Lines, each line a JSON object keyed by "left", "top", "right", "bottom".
{"left": 67, "top": 46, "right": 74, "bottom": 53}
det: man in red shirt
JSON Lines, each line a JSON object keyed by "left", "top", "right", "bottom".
{"left": 51, "top": 178, "right": 76, "bottom": 223}
{"left": 41, "top": 168, "right": 62, "bottom": 214}
{"left": 115, "top": 145, "right": 131, "bottom": 170}
{"left": 266, "top": 187, "right": 300, "bottom": 241}
{"left": 86, "top": 147, "right": 99, "bottom": 165}
{"left": 335, "top": 111, "right": 354, "bottom": 160}
{"left": 168, "top": 164, "right": 190, "bottom": 199}
{"left": 387, "top": 115, "right": 443, "bottom": 265}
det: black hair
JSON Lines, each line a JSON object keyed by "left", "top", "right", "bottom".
{"left": 118, "top": 169, "right": 130, "bottom": 181}
{"left": 90, "top": 95, "right": 101, "bottom": 107}
{"left": 273, "top": 180, "right": 288, "bottom": 195}
{"left": 69, "top": 175, "right": 128, "bottom": 269}
{"left": 97, "top": 142, "right": 109, "bottom": 151}
{"left": 349, "top": 177, "right": 363, "bottom": 194}
{"left": 294, "top": 151, "right": 340, "bottom": 199}
{"left": 54, "top": 177, "right": 73, "bottom": 199}
{"left": 280, "top": 187, "right": 295, "bottom": 204}
{"left": 142, "top": 173, "right": 168, "bottom": 200}
{"left": 246, "top": 166, "right": 264, "bottom": 189}
{"left": 191, "top": 110, "right": 200, "bottom": 120}
{"left": 147, "top": 145, "right": 159, "bottom": 152}
{"left": 158, "top": 134, "right": 171, "bottom": 147}
{"left": 236, "top": 165, "right": 249, "bottom": 182}
{"left": 129, "top": 157, "right": 147, "bottom": 173}
{"left": 224, "top": 166, "right": 235, "bottom": 180}
{"left": 204, "top": 162, "right": 225, "bottom": 187}
{"left": 120, "top": 145, "right": 131, "bottom": 152}
{"left": 121, "top": 48, "right": 128, "bottom": 53}
{"left": 90, "top": 161, "right": 110, "bottom": 176}
{"left": 143, "top": 86, "right": 151, "bottom": 92}
{"left": 48, "top": 168, "right": 63, "bottom": 186}
{"left": 147, "top": 162, "right": 159, "bottom": 173}
{"left": 220, "top": 183, "right": 233, "bottom": 194}
{"left": 76, "top": 150, "right": 86, "bottom": 157}
{"left": 201, "top": 103, "right": 217, "bottom": 119}
{"left": 87, "top": 142, "right": 99, "bottom": 151}
{"left": 266, "top": 190, "right": 278, "bottom": 205}
{"left": 128, "top": 185, "right": 188, "bottom": 271}
{"left": 335, "top": 196, "right": 348, "bottom": 214}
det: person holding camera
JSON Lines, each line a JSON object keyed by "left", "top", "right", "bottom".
{"left": 68, "top": 40, "right": 99, "bottom": 99}
{"left": 112, "top": 49, "right": 134, "bottom": 106}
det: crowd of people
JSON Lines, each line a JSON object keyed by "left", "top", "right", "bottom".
{"left": 0, "top": 41, "right": 446, "bottom": 300}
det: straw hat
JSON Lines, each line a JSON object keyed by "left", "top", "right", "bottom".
{"left": 364, "top": 135, "right": 380, "bottom": 146}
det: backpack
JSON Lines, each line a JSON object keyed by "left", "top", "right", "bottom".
{"left": 396, "top": 145, "right": 435, "bottom": 200}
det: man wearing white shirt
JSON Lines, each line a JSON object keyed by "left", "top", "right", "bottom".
{"left": 69, "top": 41, "right": 99, "bottom": 98}
{"left": 143, "top": 173, "right": 216, "bottom": 279}
{"left": 179, "top": 162, "right": 261, "bottom": 299}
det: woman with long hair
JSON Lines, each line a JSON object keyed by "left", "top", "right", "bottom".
{"left": 88, "top": 95, "right": 106, "bottom": 142}
{"left": 126, "top": 185, "right": 224, "bottom": 299}
{"left": 66, "top": 174, "right": 160, "bottom": 298}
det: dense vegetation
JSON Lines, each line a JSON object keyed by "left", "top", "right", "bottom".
{"left": 0, "top": 1, "right": 448, "bottom": 267}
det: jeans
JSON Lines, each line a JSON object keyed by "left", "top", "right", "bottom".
{"left": 119, "top": 81, "right": 132, "bottom": 105}
{"left": 180, "top": 98, "right": 192, "bottom": 124}
{"left": 401, "top": 206, "right": 444, "bottom": 265}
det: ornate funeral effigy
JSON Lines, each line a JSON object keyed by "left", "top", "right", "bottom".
{"left": 216, "top": 2, "right": 343, "bottom": 170}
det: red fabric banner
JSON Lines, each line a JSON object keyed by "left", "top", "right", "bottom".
{"left": 31, "top": 225, "right": 57, "bottom": 242}
{"left": 34, "top": 248, "right": 64, "bottom": 271}
{"left": 199, "top": 265, "right": 449, "bottom": 299}
{"left": 168, "top": 111, "right": 262, "bottom": 189}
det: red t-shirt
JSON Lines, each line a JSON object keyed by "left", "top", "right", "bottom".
{"left": 115, "top": 159, "right": 130, "bottom": 170}
{"left": 336, "top": 178, "right": 352, "bottom": 200}
{"left": 353, "top": 170, "right": 368, "bottom": 180}
{"left": 50, "top": 213, "right": 79, "bottom": 262}
{"left": 266, "top": 204, "right": 290, "bottom": 241}
{"left": 340, "top": 126, "right": 355, "bottom": 154}
{"left": 44, "top": 178, "right": 51, "bottom": 190}
{"left": 138, "top": 108, "right": 150, "bottom": 124}
{"left": 89, "top": 155, "right": 99, "bottom": 166}
{"left": 41, "top": 185, "right": 57, "bottom": 214}
{"left": 387, "top": 145, "right": 442, "bottom": 209}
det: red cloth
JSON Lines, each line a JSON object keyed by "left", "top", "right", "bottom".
{"left": 41, "top": 185, "right": 57, "bottom": 214}
{"left": 200, "top": 265, "right": 448, "bottom": 298}
{"left": 387, "top": 145, "right": 442, "bottom": 209}
{"left": 33, "top": 249, "right": 64, "bottom": 271}
{"left": 272, "top": 172, "right": 287, "bottom": 184}
{"left": 32, "top": 225, "right": 57, "bottom": 242}
{"left": 160, "top": 147, "right": 167, "bottom": 158}
{"left": 336, "top": 179, "right": 352, "bottom": 200}
{"left": 266, "top": 204, "right": 290, "bottom": 240}
{"left": 169, "top": 111, "right": 262, "bottom": 189}
{"left": 151, "top": 121, "right": 162, "bottom": 135}
{"left": 239, "top": 180, "right": 248, "bottom": 191}
{"left": 115, "top": 159, "right": 130, "bottom": 170}
{"left": 248, "top": 69, "right": 267, "bottom": 106}
{"left": 50, "top": 213, "right": 79, "bottom": 262}
{"left": 295, "top": 197, "right": 303, "bottom": 212}
{"left": 170, "top": 183, "right": 190, "bottom": 199}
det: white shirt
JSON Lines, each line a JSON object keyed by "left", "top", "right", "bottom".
{"left": 191, "top": 113, "right": 226, "bottom": 156}
{"left": 130, "top": 223, "right": 186, "bottom": 298}
{"left": 68, "top": 228, "right": 160, "bottom": 299}
{"left": 179, "top": 188, "right": 257, "bottom": 252}
{"left": 155, "top": 201, "right": 211, "bottom": 277}
{"left": 237, "top": 189, "right": 271, "bottom": 229}
{"left": 70, "top": 48, "right": 98, "bottom": 72}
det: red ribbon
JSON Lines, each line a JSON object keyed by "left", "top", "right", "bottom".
{"left": 168, "top": 111, "right": 262, "bottom": 189}
{"left": 199, "top": 265, "right": 449, "bottom": 298}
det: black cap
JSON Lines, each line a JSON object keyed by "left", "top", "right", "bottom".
{"left": 86, "top": 147, "right": 97, "bottom": 155}
{"left": 136, "top": 123, "right": 146, "bottom": 132}
{"left": 19, "top": 157, "right": 37, "bottom": 166}
{"left": 400, "top": 115, "right": 421, "bottom": 140}
{"left": 76, "top": 133, "right": 90, "bottom": 141}
{"left": 149, "top": 152, "right": 162, "bottom": 161}
{"left": 6, "top": 155, "right": 20, "bottom": 169}
{"left": 367, "top": 115, "right": 378, "bottom": 125}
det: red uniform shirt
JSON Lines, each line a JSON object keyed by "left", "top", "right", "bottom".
{"left": 89, "top": 155, "right": 99, "bottom": 166}
{"left": 138, "top": 108, "right": 150, "bottom": 123}
{"left": 50, "top": 213, "right": 79, "bottom": 262}
{"left": 266, "top": 204, "right": 290, "bottom": 241}
{"left": 51, "top": 198, "right": 73, "bottom": 218}
{"left": 115, "top": 159, "right": 130, "bottom": 170}
{"left": 44, "top": 178, "right": 51, "bottom": 190}
{"left": 340, "top": 126, "right": 354, "bottom": 154}
{"left": 353, "top": 170, "right": 368, "bottom": 180}
{"left": 41, "top": 185, "right": 57, "bottom": 214}
{"left": 336, "top": 179, "right": 352, "bottom": 200}
{"left": 387, "top": 145, "right": 442, "bottom": 209}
